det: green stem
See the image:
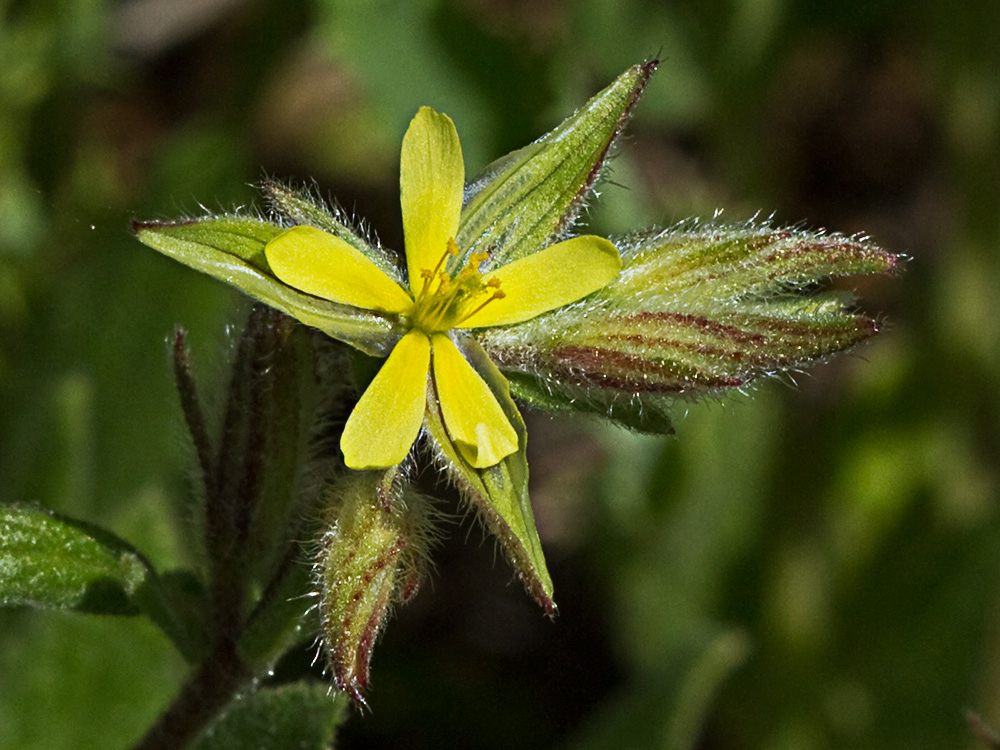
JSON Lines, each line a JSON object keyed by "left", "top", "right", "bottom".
{"left": 172, "top": 329, "right": 216, "bottom": 498}
{"left": 133, "top": 308, "right": 319, "bottom": 748}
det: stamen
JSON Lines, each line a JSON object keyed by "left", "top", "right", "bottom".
{"left": 410, "top": 238, "right": 505, "bottom": 332}
{"left": 418, "top": 268, "right": 435, "bottom": 297}
{"left": 419, "top": 240, "right": 463, "bottom": 299}
{"left": 463, "top": 288, "right": 506, "bottom": 321}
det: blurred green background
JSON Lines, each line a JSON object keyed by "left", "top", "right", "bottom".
{"left": 1, "top": 0, "right": 998, "bottom": 748}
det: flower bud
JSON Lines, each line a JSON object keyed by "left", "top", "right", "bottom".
{"left": 480, "top": 222, "right": 899, "bottom": 433}
{"left": 315, "top": 471, "right": 433, "bottom": 706}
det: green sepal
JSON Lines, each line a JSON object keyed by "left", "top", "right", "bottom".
{"left": 188, "top": 681, "right": 347, "bottom": 750}
{"left": 171, "top": 311, "right": 327, "bottom": 664}
{"left": 237, "top": 319, "right": 319, "bottom": 595}
{"left": 457, "top": 61, "right": 657, "bottom": 267}
{"left": 505, "top": 371, "right": 675, "bottom": 435}
{"left": 175, "top": 308, "right": 331, "bottom": 665}
{"left": 608, "top": 222, "right": 900, "bottom": 305}
{"left": 133, "top": 217, "right": 403, "bottom": 356}
{"left": 426, "top": 338, "right": 555, "bottom": 614}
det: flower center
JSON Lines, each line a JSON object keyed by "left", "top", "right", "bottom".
{"left": 408, "top": 239, "right": 505, "bottom": 333}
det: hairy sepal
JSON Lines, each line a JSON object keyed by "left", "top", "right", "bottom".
{"left": 133, "top": 216, "right": 403, "bottom": 356}
{"left": 260, "top": 179, "right": 406, "bottom": 286}
{"left": 424, "top": 337, "right": 555, "bottom": 614}
{"left": 457, "top": 61, "right": 657, "bottom": 268}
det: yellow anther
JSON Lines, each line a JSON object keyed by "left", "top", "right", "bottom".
{"left": 410, "top": 238, "right": 509, "bottom": 332}
{"left": 419, "top": 240, "right": 458, "bottom": 295}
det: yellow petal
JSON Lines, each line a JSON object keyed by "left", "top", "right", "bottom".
{"left": 460, "top": 235, "right": 621, "bottom": 328}
{"left": 341, "top": 330, "right": 431, "bottom": 469}
{"left": 265, "top": 225, "right": 413, "bottom": 313}
{"left": 400, "top": 107, "right": 464, "bottom": 294}
{"left": 431, "top": 334, "right": 518, "bottom": 468}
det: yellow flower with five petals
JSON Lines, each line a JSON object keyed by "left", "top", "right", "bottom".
{"left": 263, "top": 107, "right": 621, "bottom": 470}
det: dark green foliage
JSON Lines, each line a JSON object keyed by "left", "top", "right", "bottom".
{"left": 188, "top": 683, "right": 346, "bottom": 750}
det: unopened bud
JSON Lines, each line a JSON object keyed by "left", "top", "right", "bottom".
{"left": 481, "top": 222, "right": 899, "bottom": 433}
{"left": 315, "top": 471, "right": 433, "bottom": 707}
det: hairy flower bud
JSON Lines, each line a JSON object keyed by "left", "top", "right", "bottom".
{"left": 480, "top": 222, "right": 899, "bottom": 433}
{"left": 315, "top": 471, "right": 433, "bottom": 706}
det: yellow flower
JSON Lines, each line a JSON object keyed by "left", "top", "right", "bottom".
{"left": 264, "top": 107, "right": 621, "bottom": 470}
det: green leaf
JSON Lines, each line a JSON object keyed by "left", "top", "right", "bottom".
{"left": 425, "top": 339, "right": 555, "bottom": 613}
{"left": 237, "top": 559, "right": 313, "bottom": 670}
{"left": 132, "top": 217, "right": 403, "bottom": 356}
{"left": 457, "top": 61, "right": 657, "bottom": 267}
{"left": 0, "top": 505, "right": 209, "bottom": 660}
{"left": 188, "top": 682, "right": 347, "bottom": 750}
{"left": 0, "top": 504, "right": 150, "bottom": 614}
